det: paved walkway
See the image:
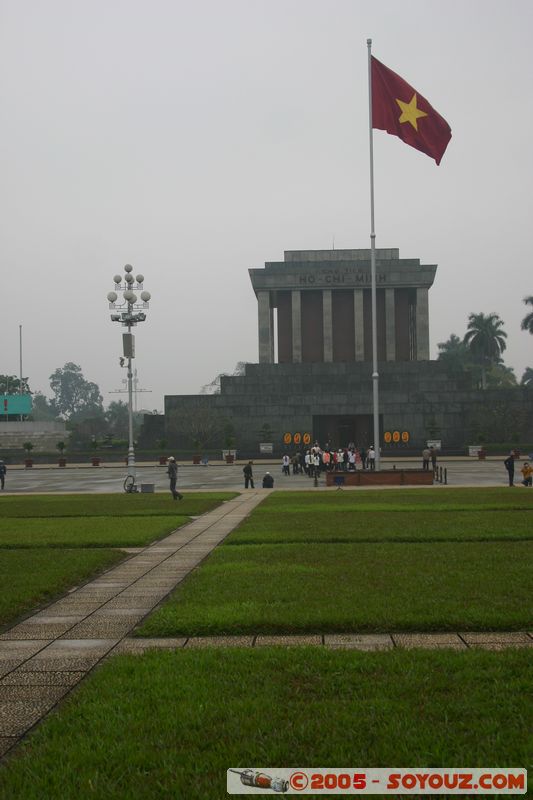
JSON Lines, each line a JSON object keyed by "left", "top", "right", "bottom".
{"left": 0, "top": 491, "right": 266, "bottom": 759}
{"left": 1, "top": 489, "right": 531, "bottom": 761}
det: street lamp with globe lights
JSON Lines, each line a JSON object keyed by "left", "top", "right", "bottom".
{"left": 107, "top": 264, "right": 151, "bottom": 491}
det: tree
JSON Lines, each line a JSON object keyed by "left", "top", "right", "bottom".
{"left": 31, "top": 392, "right": 58, "bottom": 421}
{"left": 0, "top": 375, "right": 30, "bottom": 394}
{"left": 437, "top": 334, "right": 475, "bottom": 371}
{"left": 200, "top": 362, "right": 248, "bottom": 394}
{"left": 521, "top": 296, "right": 533, "bottom": 335}
{"left": 49, "top": 363, "right": 103, "bottom": 420}
{"left": 485, "top": 363, "right": 517, "bottom": 389}
{"left": 167, "top": 401, "right": 226, "bottom": 451}
{"left": 521, "top": 367, "right": 533, "bottom": 388}
{"left": 463, "top": 313, "right": 507, "bottom": 390}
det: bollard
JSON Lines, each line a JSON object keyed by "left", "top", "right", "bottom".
{"left": 439, "top": 466, "right": 443, "bottom": 483}
{"left": 444, "top": 467, "right": 448, "bottom": 485}
{"left": 314, "top": 471, "right": 318, "bottom": 488}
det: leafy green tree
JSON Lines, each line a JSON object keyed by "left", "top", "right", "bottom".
{"left": 31, "top": 392, "right": 58, "bottom": 421}
{"left": 437, "top": 334, "right": 475, "bottom": 370}
{"left": 49, "top": 363, "right": 103, "bottom": 420}
{"left": 105, "top": 400, "right": 130, "bottom": 438}
{"left": 485, "top": 363, "right": 517, "bottom": 389}
{"left": 0, "top": 375, "right": 30, "bottom": 394}
{"left": 521, "top": 296, "right": 533, "bottom": 335}
{"left": 521, "top": 367, "right": 533, "bottom": 387}
{"left": 463, "top": 313, "right": 507, "bottom": 390}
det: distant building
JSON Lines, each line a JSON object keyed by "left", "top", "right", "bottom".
{"left": 160, "top": 249, "right": 532, "bottom": 454}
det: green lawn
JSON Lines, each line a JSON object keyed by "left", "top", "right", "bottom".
{"left": 256, "top": 486, "right": 533, "bottom": 512}
{"left": 0, "top": 648, "right": 530, "bottom": 800}
{"left": 228, "top": 508, "right": 533, "bottom": 544}
{"left": 0, "top": 516, "right": 189, "bottom": 548}
{"left": 0, "top": 492, "right": 234, "bottom": 628}
{"left": 137, "top": 540, "right": 533, "bottom": 635}
{"left": 0, "top": 549, "right": 124, "bottom": 627}
{"left": 0, "top": 492, "right": 237, "bottom": 518}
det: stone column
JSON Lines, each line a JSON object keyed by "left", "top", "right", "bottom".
{"left": 291, "top": 290, "right": 302, "bottom": 363}
{"left": 385, "top": 288, "right": 396, "bottom": 362}
{"left": 322, "top": 289, "right": 333, "bottom": 362}
{"left": 258, "top": 291, "right": 273, "bottom": 363}
{"left": 354, "top": 289, "right": 364, "bottom": 361}
{"left": 270, "top": 307, "right": 275, "bottom": 363}
{"left": 416, "top": 287, "right": 430, "bottom": 360}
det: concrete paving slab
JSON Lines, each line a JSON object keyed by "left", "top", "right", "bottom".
{"left": 0, "top": 623, "right": 81, "bottom": 640}
{"left": 0, "top": 661, "right": 27, "bottom": 680}
{"left": 393, "top": 634, "right": 465, "bottom": 648}
{"left": 0, "top": 670, "right": 85, "bottom": 687}
{"left": 61, "top": 618, "right": 143, "bottom": 638}
{"left": 467, "top": 642, "right": 533, "bottom": 650}
{"left": 185, "top": 636, "right": 254, "bottom": 648}
{"left": 113, "top": 638, "right": 187, "bottom": 654}
{"left": 324, "top": 634, "right": 393, "bottom": 648}
{"left": 255, "top": 635, "right": 323, "bottom": 647}
{"left": 18, "top": 656, "right": 103, "bottom": 673}
{"left": 0, "top": 701, "right": 59, "bottom": 736}
{"left": 327, "top": 642, "right": 394, "bottom": 651}
{"left": 0, "top": 738, "right": 16, "bottom": 756}
{"left": 0, "top": 685, "right": 69, "bottom": 703}
{"left": 460, "top": 632, "right": 532, "bottom": 644}
{"left": 0, "top": 641, "right": 51, "bottom": 657}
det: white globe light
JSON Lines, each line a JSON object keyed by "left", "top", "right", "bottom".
{"left": 125, "top": 273, "right": 134, "bottom": 283}
{"left": 136, "top": 274, "right": 144, "bottom": 283}
{"left": 123, "top": 289, "right": 134, "bottom": 301}
{"left": 107, "top": 291, "right": 118, "bottom": 302}
{"left": 130, "top": 293, "right": 137, "bottom": 304}
{"left": 124, "top": 264, "right": 133, "bottom": 273}
{"left": 113, "top": 275, "right": 122, "bottom": 284}
{"left": 140, "top": 291, "right": 151, "bottom": 302}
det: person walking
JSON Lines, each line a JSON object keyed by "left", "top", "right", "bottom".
{"left": 0, "top": 460, "right": 6, "bottom": 490}
{"left": 166, "top": 456, "right": 183, "bottom": 500}
{"left": 367, "top": 446, "right": 376, "bottom": 471}
{"left": 422, "top": 447, "right": 431, "bottom": 471}
{"left": 504, "top": 454, "right": 515, "bottom": 487}
{"left": 282, "top": 454, "right": 290, "bottom": 476}
{"left": 243, "top": 461, "right": 254, "bottom": 489}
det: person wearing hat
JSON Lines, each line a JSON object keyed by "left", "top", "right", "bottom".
{"left": 0, "top": 460, "right": 6, "bottom": 490}
{"left": 166, "top": 457, "right": 183, "bottom": 500}
{"left": 262, "top": 471, "right": 274, "bottom": 488}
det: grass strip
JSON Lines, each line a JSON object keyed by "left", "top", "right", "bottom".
{"left": 137, "top": 541, "right": 533, "bottom": 636}
{"left": 228, "top": 508, "right": 533, "bottom": 544}
{"left": 0, "top": 648, "right": 530, "bottom": 800}
{"left": 0, "top": 492, "right": 237, "bottom": 518}
{"left": 0, "top": 548, "right": 125, "bottom": 627}
{"left": 0, "top": 516, "right": 189, "bottom": 549}
{"left": 258, "top": 487, "right": 533, "bottom": 512}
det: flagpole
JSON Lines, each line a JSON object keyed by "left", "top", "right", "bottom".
{"left": 367, "top": 38, "right": 381, "bottom": 470}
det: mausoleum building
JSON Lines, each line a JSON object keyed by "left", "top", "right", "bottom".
{"left": 159, "top": 248, "right": 532, "bottom": 454}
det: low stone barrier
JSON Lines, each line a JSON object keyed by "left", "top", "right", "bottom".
{"left": 326, "top": 469, "right": 433, "bottom": 487}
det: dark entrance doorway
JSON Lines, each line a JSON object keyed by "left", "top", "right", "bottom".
{"left": 313, "top": 414, "right": 382, "bottom": 449}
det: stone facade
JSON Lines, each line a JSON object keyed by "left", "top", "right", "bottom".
{"left": 161, "top": 248, "right": 533, "bottom": 454}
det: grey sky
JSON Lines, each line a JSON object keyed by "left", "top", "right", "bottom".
{"left": 1, "top": 0, "right": 532, "bottom": 410}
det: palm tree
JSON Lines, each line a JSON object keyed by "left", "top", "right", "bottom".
{"left": 521, "top": 296, "right": 533, "bottom": 335}
{"left": 463, "top": 312, "right": 507, "bottom": 389}
{"left": 521, "top": 367, "right": 533, "bottom": 388}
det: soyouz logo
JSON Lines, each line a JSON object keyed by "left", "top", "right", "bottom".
{"left": 227, "top": 768, "right": 527, "bottom": 794}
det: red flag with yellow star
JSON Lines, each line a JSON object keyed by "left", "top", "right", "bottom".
{"left": 371, "top": 56, "right": 451, "bottom": 165}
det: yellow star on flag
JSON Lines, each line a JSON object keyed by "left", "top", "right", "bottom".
{"left": 395, "top": 93, "right": 428, "bottom": 131}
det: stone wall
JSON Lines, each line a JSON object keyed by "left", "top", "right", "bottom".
{"left": 164, "top": 362, "right": 533, "bottom": 455}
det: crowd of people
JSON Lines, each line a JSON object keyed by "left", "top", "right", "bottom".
{"left": 281, "top": 443, "right": 377, "bottom": 478}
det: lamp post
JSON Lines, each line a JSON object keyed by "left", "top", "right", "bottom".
{"left": 107, "top": 265, "right": 151, "bottom": 489}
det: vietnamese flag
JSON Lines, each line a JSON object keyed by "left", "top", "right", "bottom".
{"left": 371, "top": 56, "right": 451, "bottom": 165}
